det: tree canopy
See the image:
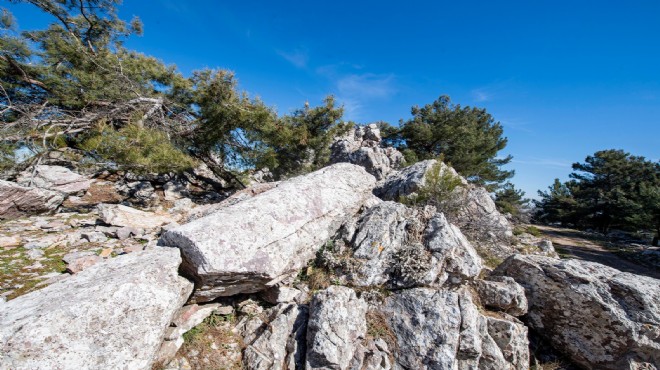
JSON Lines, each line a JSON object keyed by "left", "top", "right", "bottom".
{"left": 534, "top": 149, "right": 660, "bottom": 244}
{"left": 387, "top": 95, "right": 513, "bottom": 191}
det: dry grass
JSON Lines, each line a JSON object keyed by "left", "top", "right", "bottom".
{"left": 175, "top": 314, "right": 243, "bottom": 370}
{"left": 366, "top": 310, "right": 398, "bottom": 355}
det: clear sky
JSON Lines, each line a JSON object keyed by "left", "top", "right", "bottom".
{"left": 8, "top": 0, "right": 660, "bottom": 198}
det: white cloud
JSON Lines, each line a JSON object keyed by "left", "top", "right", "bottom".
{"left": 337, "top": 73, "right": 396, "bottom": 100}
{"left": 277, "top": 48, "right": 309, "bottom": 68}
{"left": 471, "top": 88, "right": 492, "bottom": 102}
{"left": 512, "top": 157, "right": 572, "bottom": 168}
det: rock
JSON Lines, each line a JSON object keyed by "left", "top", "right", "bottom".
{"left": 16, "top": 165, "right": 93, "bottom": 195}
{"left": 494, "top": 254, "right": 660, "bottom": 369}
{"left": 0, "top": 236, "right": 22, "bottom": 248}
{"left": 116, "top": 226, "right": 144, "bottom": 240}
{"left": 537, "top": 239, "right": 558, "bottom": 257}
{"left": 156, "top": 303, "right": 221, "bottom": 365}
{"left": 0, "top": 249, "right": 193, "bottom": 369}
{"left": 458, "top": 186, "right": 513, "bottom": 240}
{"left": 64, "top": 253, "right": 102, "bottom": 273}
{"left": 329, "top": 124, "right": 405, "bottom": 180}
{"left": 98, "top": 203, "right": 175, "bottom": 229}
{"left": 163, "top": 180, "right": 190, "bottom": 201}
{"left": 260, "top": 286, "right": 302, "bottom": 304}
{"left": 374, "top": 159, "right": 443, "bottom": 200}
{"left": 475, "top": 276, "right": 528, "bottom": 316}
{"left": 99, "top": 248, "right": 113, "bottom": 258}
{"left": 184, "top": 182, "right": 280, "bottom": 222}
{"left": 241, "top": 303, "right": 308, "bottom": 370}
{"left": 159, "top": 164, "right": 376, "bottom": 302}
{"left": 486, "top": 315, "right": 529, "bottom": 370}
{"left": 330, "top": 202, "right": 481, "bottom": 288}
{"left": 306, "top": 286, "right": 367, "bottom": 370}
{"left": 0, "top": 180, "right": 64, "bottom": 220}
{"left": 81, "top": 231, "right": 108, "bottom": 243}
{"left": 117, "top": 181, "right": 158, "bottom": 205}
{"left": 79, "top": 180, "right": 125, "bottom": 205}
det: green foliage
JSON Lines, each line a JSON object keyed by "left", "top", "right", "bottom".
{"left": 535, "top": 149, "right": 660, "bottom": 241}
{"left": 398, "top": 95, "right": 513, "bottom": 190}
{"left": 79, "top": 123, "right": 196, "bottom": 174}
{"left": 494, "top": 182, "right": 530, "bottom": 216}
{"left": 402, "top": 161, "right": 464, "bottom": 216}
{"left": 0, "top": 142, "right": 17, "bottom": 172}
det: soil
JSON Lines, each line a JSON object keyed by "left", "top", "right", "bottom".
{"left": 536, "top": 225, "right": 660, "bottom": 280}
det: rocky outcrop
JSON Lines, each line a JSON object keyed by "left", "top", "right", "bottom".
{"left": 374, "top": 159, "right": 513, "bottom": 243}
{"left": 378, "top": 287, "right": 528, "bottom": 370}
{"left": 326, "top": 201, "right": 482, "bottom": 288}
{"left": 330, "top": 124, "right": 404, "bottom": 180}
{"left": 306, "top": 286, "right": 368, "bottom": 369}
{"left": 475, "top": 276, "right": 528, "bottom": 316}
{"left": 0, "top": 249, "right": 193, "bottom": 369}
{"left": 0, "top": 180, "right": 64, "bottom": 219}
{"left": 159, "top": 163, "right": 377, "bottom": 302}
{"left": 16, "top": 165, "right": 93, "bottom": 196}
{"left": 494, "top": 255, "right": 660, "bottom": 369}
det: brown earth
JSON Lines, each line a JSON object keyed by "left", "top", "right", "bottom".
{"left": 536, "top": 225, "right": 660, "bottom": 280}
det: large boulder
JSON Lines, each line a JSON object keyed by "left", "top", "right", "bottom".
{"left": 16, "top": 165, "right": 92, "bottom": 196}
{"left": 327, "top": 201, "right": 482, "bottom": 288}
{"left": 0, "top": 249, "right": 193, "bottom": 369}
{"left": 330, "top": 124, "right": 404, "bottom": 180}
{"left": 0, "top": 180, "right": 64, "bottom": 219}
{"left": 159, "top": 163, "right": 377, "bottom": 302}
{"left": 494, "top": 255, "right": 660, "bottom": 369}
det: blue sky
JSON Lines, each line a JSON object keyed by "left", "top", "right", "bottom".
{"left": 7, "top": 0, "right": 660, "bottom": 198}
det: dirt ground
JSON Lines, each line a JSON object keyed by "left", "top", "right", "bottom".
{"left": 535, "top": 225, "right": 660, "bottom": 280}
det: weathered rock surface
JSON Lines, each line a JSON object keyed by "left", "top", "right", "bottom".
{"left": 0, "top": 249, "right": 193, "bottom": 370}
{"left": 0, "top": 180, "right": 64, "bottom": 219}
{"left": 494, "top": 254, "right": 660, "bottom": 369}
{"left": 374, "top": 159, "right": 443, "bottom": 200}
{"left": 159, "top": 163, "right": 377, "bottom": 301}
{"left": 330, "top": 124, "right": 405, "bottom": 180}
{"left": 306, "top": 286, "right": 367, "bottom": 370}
{"left": 16, "top": 165, "right": 93, "bottom": 195}
{"left": 475, "top": 276, "right": 528, "bottom": 316}
{"left": 98, "top": 203, "right": 176, "bottom": 229}
{"left": 241, "top": 303, "right": 309, "bottom": 370}
{"left": 379, "top": 287, "right": 528, "bottom": 370}
{"left": 328, "top": 201, "right": 482, "bottom": 288}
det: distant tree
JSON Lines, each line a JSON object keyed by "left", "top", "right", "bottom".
{"left": 494, "top": 182, "right": 530, "bottom": 218}
{"left": 399, "top": 95, "right": 513, "bottom": 191}
{"left": 534, "top": 179, "right": 578, "bottom": 226}
{"left": 535, "top": 150, "right": 660, "bottom": 243}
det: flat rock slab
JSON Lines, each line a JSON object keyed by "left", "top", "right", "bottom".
{"left": 17, "top": 165, "right": 93, "bottom": 195}
{"left": 0, "top": 180, "right": 64, "bottom": 220}
{"left": 0, "top": 249, "right": 193, "bottom": 370}
{"left": 159, "top": 163, "right": 376, "bottom": 302}
{"left": 98, "top": 203, "right": 176, "bottom": 229}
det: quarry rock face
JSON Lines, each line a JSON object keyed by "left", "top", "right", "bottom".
{"left": 494, "top": 254, "right": 660, "bottom": 369}
{"left": 330, "top": 124, "right": 405, "bottom": 180}
{"left": 159, "top": 163, "right": 377, "bottom": 302}
{"left": 0, "top": 249, "right": 193, "bottom": 370}
{"left": 0, "top": 180, "right": 64, "bottom": 219}
{"left": 16, "top": 165, "right": 93, "bottom": 196}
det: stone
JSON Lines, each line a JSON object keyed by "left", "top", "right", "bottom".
{"left": 260, "top": 286, "right": 302, "bottom": 304}
{"left": 117, "top": 181, "right": 158, "bottom": 205}
{"left": 329, "top": 124, "right": 405, "bottom": 180}
{"left": 184, "top": 182, "right": 280, "bottom": 222}
{"left": 116, "top": 226, "right": 144, "bottom": 240}
{"left": 0, "top": 236, "right": 22, "bottom": 248}
{"left": 0, "top": 180, "right": 64, "bottom": 220}
{"left": 537, "top": 239, "right": 558, "bottom": 257}
{"left": 241, "top": 303, "right": 308, "bottom": 370}
{"left": 306, "top": 286, "right": 367, "bottom": 370}
{"left": 163, "top": 180, "right": 190, "bottom": 201}
{"left": 16, "top": 165, "right": 93, "bottom": 195}
{"left": 425, "top": 212, "right": 483, "bottom": 281}
{"left": 475, "top": 276, "right": 528, "bottom": 316}
{"left": 98, "top": 204, "right": 176, "bottom": 230}
{"left": 374, "top": 159, "right": 446, "bottom": 200}
{"left": 81, "top": 231, "right": 108, "bottom": 243}
{"left": 494, "top": 254, "right": 660, "bottom": 369}
{"left": 99, "top": 248, "right": 113, "bottom": 258}
{"left": 0, "top": 249, "right": 193, "bottom": 369}
{"left": 64, "top": 253, "right": 102, "bottom": 274}
{"left": 159, "top": 163, "right": 376, "bottom": 301}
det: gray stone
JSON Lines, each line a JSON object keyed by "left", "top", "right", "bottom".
{"left": 116, "top": 226, "right": 144, "bottom": 240}
{"left": 98, "top": 203, "right": 176, "bottom": 230}
{"left": 260, "top": 286, "right": 302, "bottom": 304}
{"left": 494, "top": 254, "right": 660, "bottom": 369}
{"left": 16, "top": 165, "right": 93, "bottom": 196}
{"left": 306, "top": 286, "right": 367, "bottom": 370}
{"left": 0, "top": 180, "right": 64, "bottom": 220}
{"left": 241, "top": 303, "right": 308, "bottom": 370}
{"left": 475, "top": 276, "right": 528, "bottom": 316}
{"left": 330, "top": 124, "right": 404, "bottom": 180}
{"left": 159, "top": 164, "right": 376, "bottom": 302}
{"left": 81, "top": 231, "right": 108, "bottom": 243}
{"left": 0, "top": 249, "right": 193, "bottom": 369}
